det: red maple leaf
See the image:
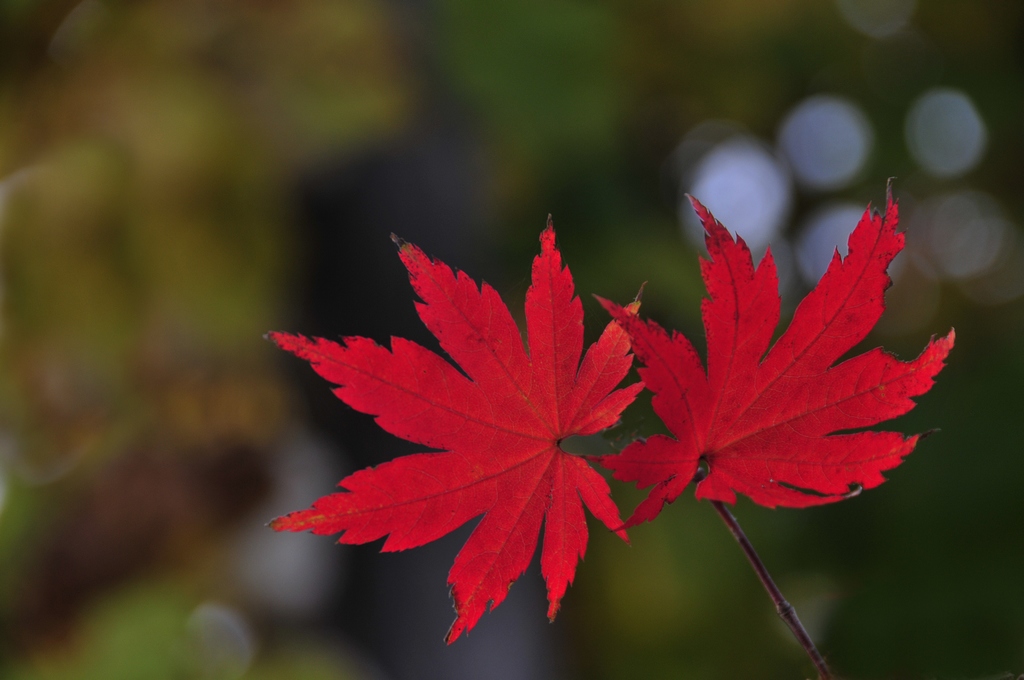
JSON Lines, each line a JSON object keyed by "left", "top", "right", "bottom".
{"left": 600, "top": 190, "right": 954, "bottom": 525}
{"left": 268, "top": 224, "right": 641, "bottom": 642}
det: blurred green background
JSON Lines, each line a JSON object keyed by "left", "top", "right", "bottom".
{"left": 0, "top": 0, "right": 1021, "bottom": 678}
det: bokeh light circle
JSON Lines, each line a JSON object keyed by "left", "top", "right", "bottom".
{"left": 910, "top": 191, "right": 1007, "bottom": 280}
{"left": 683, "top": 137, "right": 792, "bottom": 253}
{"left": 905, "top": 88, "right": 987, "bottom": 178}
{"left": 795, "top": 202, "right": 867, "bottom": 284}
{"left": 778, "top": 95, "right": 874, "bottom": 191}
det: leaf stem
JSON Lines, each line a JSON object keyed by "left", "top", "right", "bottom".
{"left": 692, "top": 467, "right": 832, "bottom": 678}
{"left": 708, "top": 500, "right": 833, "bottom": 679}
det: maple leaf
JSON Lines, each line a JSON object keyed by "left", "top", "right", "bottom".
{"left": 599, "top": 189, "right": 954, "bottom": 525}
{"left": 268, "top": 223, "right": 642, "bottom": 642}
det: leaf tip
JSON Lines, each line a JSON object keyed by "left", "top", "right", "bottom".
{"left": 685, "top": 195, "right": 711, "bottom": 226}
{"left": 593, "top": 294, "right": 617, "bottom": 314}
{"left": 264, "top": 331, "right": 318, "bottom": 360}
{"left": 546, "top": 598, "right": 561, "bottom": 622}
{"left": 444, "top": 619, "right": 465, "bottom": 645}
{"left": 265, "top": 331, "right": 297, "bottom": 351}
{"left": 633, "top": 282, "right": 646, "bottom": 304}
{"left": 619, "top": 512, "right": 651, "bottom": 531}
{"left": 540, "top": 219, "right": 557, "bottom": 252}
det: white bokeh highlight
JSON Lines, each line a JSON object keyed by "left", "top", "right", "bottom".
{"left": 906, "top": 88, "right": 987, "bottom": 178}
{"left": 779, "top": 96, "right": 874, "bottom": 191}
{"left": 233, "top": 430, "right": 346, "bottom": 619}
{"left": 911, "top": 191, "right": 1007, "bottom": 280}
{"left": 795, "top": 203, "right": 867, "bottom": 284}
{"left": 683, "top": 137, "right": 792, "bottom": 254}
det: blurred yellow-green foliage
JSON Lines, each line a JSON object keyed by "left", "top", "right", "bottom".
{"left": 1, "top": 0, "right": 1023, "bottom": 678}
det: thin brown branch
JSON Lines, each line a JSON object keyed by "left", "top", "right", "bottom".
{"left": 708, "top": 498, "right": 833, "bottom": 679}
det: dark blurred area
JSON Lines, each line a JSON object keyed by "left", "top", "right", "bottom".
{"left": 0, "top": 0, "right": 1022, "bottom": 678}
